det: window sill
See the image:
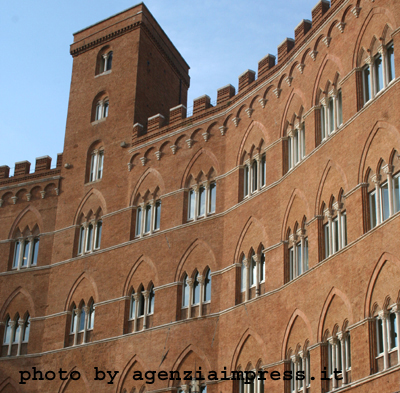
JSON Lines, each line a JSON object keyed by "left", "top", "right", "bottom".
{"left": 91, "top": 118, "right": 107, "bottom": 126}
{"left": 85, "top": 179, "right": 102, "bottom": 186}
{"left": 95, "top": 70, "right": 112, "bottom": 78}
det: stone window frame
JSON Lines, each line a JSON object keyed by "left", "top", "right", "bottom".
{"left": 374, "top": 304, "right": 400, "bottom": 372}
{"left": 323, "top": 327, "right": 352, "bottom": 389}
{"left": 181, "top": 267, "right": 212, "bottom": 319}
{"left": 12, "top": 235, "right": 40, "bottom": 271}
{"left": 88, "top": 148, "right": 104, "bottom": 183}
{"left": 289, "top": 350, "right": 310, "bottom": 393}
{"left": 100, "top": 51, "right": 113, "bottom": 74}
{"left": 319, "top": 87, "right": 343, "bottom": 143}
{"left": 287, "top": 121, "right": 306, "bottom": 171}
{"left": 69, "top": 299, "right": 95, "bottom": 346}
{"left": 240, "top": 246, "right": 265, "bottom": 302}
{"left": 368, "top": 165, "right": 400, "bottom": 230}
{"left": 243, "top": 153, "right": 267, "bottom": 199}
{"left": 128, "top": 282, "right": 154, "bottom": 332}
{"left": 135, "top": 199, "right": 162, "bottom": 238}
{"left": 287, "top": 227, "right": 309, "bottom": 282}
{"left": 1, "top": 312, "right": 30, "bottom": 357}
{"left": 187, "top": 180, "right": 217, "bottom": 221}
{"left": 362, "top": 41, "right": 396, "bottom": 107}
{"left": 322, "top": 200, "right": 347, "bottom": 260}
{"left": 77, "top": 218, "right": 102, "bottom": 256}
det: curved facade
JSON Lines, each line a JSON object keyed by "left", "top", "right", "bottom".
{"left": 1, "top": 1, "right": 400, "bottom": 392}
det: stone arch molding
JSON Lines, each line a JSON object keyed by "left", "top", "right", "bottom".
{"left": 168, "top": 344, "right": 213, "bottom": 388}
{"left": 116, "top": 354, "right": 148, "bottom": 393}
{"left": 358, "top": 121, "right": 400, "bottom": 183}
{"left": 281, "top": 309, "right": 313, "bottom": 360}
{"left": 73, "top": 188, "right": 107, "bottom": 225}
{"left": 57, "top": 367, "right": 91, "bottom": 393}
{"left": 0, "top": 286, "right": 36, "bottom": 320}
{"left": 230, "top": 328, "right": 268, "bottom": 372}
{"left": 123, "top": 254, "right": 159, "bottom": 296}
{"left": 317, "top": 287, "right": 354, "bottom": 342}
{"left": 236, "top": 121, "right": 270, "bottom": 166}
{"left": 365, "top": 252, "right": 400, "bottom": 318}
{"left": 315, "top": 160, "right": 348, "bottom": 216}
{"left": 8, "top": 205, "right": 44, "bottom": 239}
{"left": 130, "top": 167, "right": 166, "bottom": 206}
{"left": 0, "top": 378, "right": 22, "bottom": 393}
{"left": 281, "top": 188, "right": 311, "bottom": 241}
{"left": 64, "top": 272, "right": 99, "bottom": 311}
{"left": 175, "top": 238, "right": 217, "bottom": 282}
{"left": 181, "top": 148, "right": 220, "bottom": 189}
{"left": 233, "top": 216, "right": 267, "bottom": 265}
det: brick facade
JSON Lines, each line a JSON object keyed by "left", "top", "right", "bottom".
{"left": 1, "top": 1, "right": 400, "bottom": 392}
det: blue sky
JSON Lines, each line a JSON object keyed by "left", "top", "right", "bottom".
{"left": 1, "top": 0, "right": 318, "bottom": 172}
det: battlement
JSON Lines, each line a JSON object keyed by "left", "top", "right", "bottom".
{"left": 131, "top": 0, "right": 345, "bottom": 144}
{"left": 0, "top": 154, "right": 63, "bottom": 183}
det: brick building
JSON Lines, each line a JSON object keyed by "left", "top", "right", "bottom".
{"left": 1, "top": 1, "right": 400, "bottom": 392}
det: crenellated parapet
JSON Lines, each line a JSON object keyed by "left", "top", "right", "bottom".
{"left": 131, "top": 0, "right": 353, "bottom": 145}
{"left": 0, "top": 154, "right": 63, "bottom": 192}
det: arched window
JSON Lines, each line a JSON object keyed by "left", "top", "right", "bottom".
{"left": 323, "top": 202, "right": 347, "bottom": 259}
{"left": 12, "top": 313, "right": 20, "bottom": 344}
{"left": 259, "top": 249, "right": 265, "bottom": 283}
{"left": 130, "top": 290, "right": 136, "bottom": 319}
{"left": 3, "top": 316, "right": 11, "bottom": 345}
{"left": 287, "top": 122, "right": 305, "bottom": 170}
{"left": 288, "top": 227, "right": 309, "bottom": 282}
{"left": 138, "top": 291, "right": 145, "bottom": 317}
{"left": 78, "top": 218, "right": 102, "bottom": 256}
{"left": 94, "top": 98, "right": 109, "bottom": 121}
{"left": 192, "top": 273, "right": 200, "bottom": 305}
{"left": 182, "top": 274, "right": 189, "bottom": 307}
{"left": 241, "top": 256, "right": 246, "bottom": 293}
{"left": 187, "top": 182, "right": 217, "bottom": 221}
{"left": 204, "top": 268, "right": 211, "bottom": 302}
{"left": 362, "top": 41, "right": 396, "bottom": 107}
{"left": 71, "top": 305, "right": 77, "bottom": 333}
{"left": 79, "top": 303, "right": 86, "bottom": 332}
{"left": 12, "top": 236, "right": 40, "bottom": 270}
{"left": 87, "top": 302, "right": 95, "bottom": 330}
{"left": 135, "top": 200, "right": 162, "bottom": 237}
{"left": 148, "top": 285, "right": 155, "bottom": 315}
{"left": 250, "top": 252, "right": 256, "bottom": 288}
{"left": 243, "top": 154, "right": 266, "bottom": 199}
{"left": 23, "top": 314, "right": 30, "bottom": 342}
{"left": 320, "top": 89, "right": 343, "bottom": 142}
{"left": 101, "top": 51, "right": 113, "bottom": 73}
{"left": 89, "top": 149, "right": 104, "bottom": 182}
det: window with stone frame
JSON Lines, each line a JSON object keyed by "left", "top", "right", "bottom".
{"left": 127, "top": 282, "right": 155, "bottom": 333}
{"left": 135, "top": 199, "right": 161, "bottom": 237}
{"left": 367, "top": 160, "right": 400, "bottom": 231}
{"left": 322, "top": 198, "right": 347, "bottom": 259}
{"left": 240, "top": 245, "right": 266, "bottom": 303}
{"left": 77, "top": 216, "right": 102, "bottom": 256}
{"left": 89, "top": 148, "right": 104, "bottom": 183}
{"left": 242, "top": 153, "right": 266, "bottom": 199}
{"left": 2, "top": 312, "right": 30, "bottom": 357}
{"left": 361, "top": 39, "right": 396, "bottom": 107}
{"left": 323, "top": 326, "right": 352, "bottom": 391}
{"left": 12, "top": 226, "right": 40, "bottom": 270}
{"left": 181, "top": 267, "right": 212, "bottom": 320}
{"left": 319, "top": 88, "right": 343, "bottom": 143}
{"left": 286, "top": 222, "right": 309, "bottom": 283}
{"left": 288, "top": 349, "right": 310, "bottom": 393}
{"left": 187, "top": 181, "right": 216, "bottom": 221}
{"left": 96, "top": 46, "right": 113, "bottom": 75}
{"left": 374, "top": 304, "right": 399, "bottom": 373}
{"left": 69, "top": 299, "right": 95, "bottom": 347}
{"left": 92, "top": 92, "right": 109, "bottom": 122}
{"left": 286, "top": 120, "right": 306, "bottom": 172}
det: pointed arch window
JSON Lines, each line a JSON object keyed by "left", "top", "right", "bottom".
{"left": 78, "top": 218, "right": 102, "bottom": 255}
{"left": 362, "top": 41, "right": 396, "bottom": 107}
{"left": 3, "top": 313, "right": 32, "bottom": 356}
{"left": 89, "top": 149, "right": 104, "bottom": 182}
{"left": 129, "top": 290, "right": 136, "bottom": 319}
{"left": 320, "top": 89, "right": 343, "bottom": 143}
{"left": 204, "top": 268, "right": 211, "bottom": 302}
{"left": 182, "top": 274, "right": 189, "bottom": 307}
{"left": 94, "top": 98, "right": 109, "bottom": 121}
{"left": 288, "top": 229, "right": 309, "bottom": 282}
{"left": 192, "top": 273, "right": 200, "bottom": 305}
{"left": 148, "top": 285, "right": 155, "bottom": 315}
{"left": 12, "top": 236, "right": 40, "bottom": 270}
{"left": 187, "top": 181, "right": 217, "bottom": 221}
{"left": 288, "top": 123, "right": 305, "bottom": 170}
{"left": 323, "top": 203, "right": 347, "bottom": 259}
{"left": 243, "top": 153, "right": 266, "bottom": 199}
{"left": 135, "top": 200, "right": 162, "bottom": 237}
